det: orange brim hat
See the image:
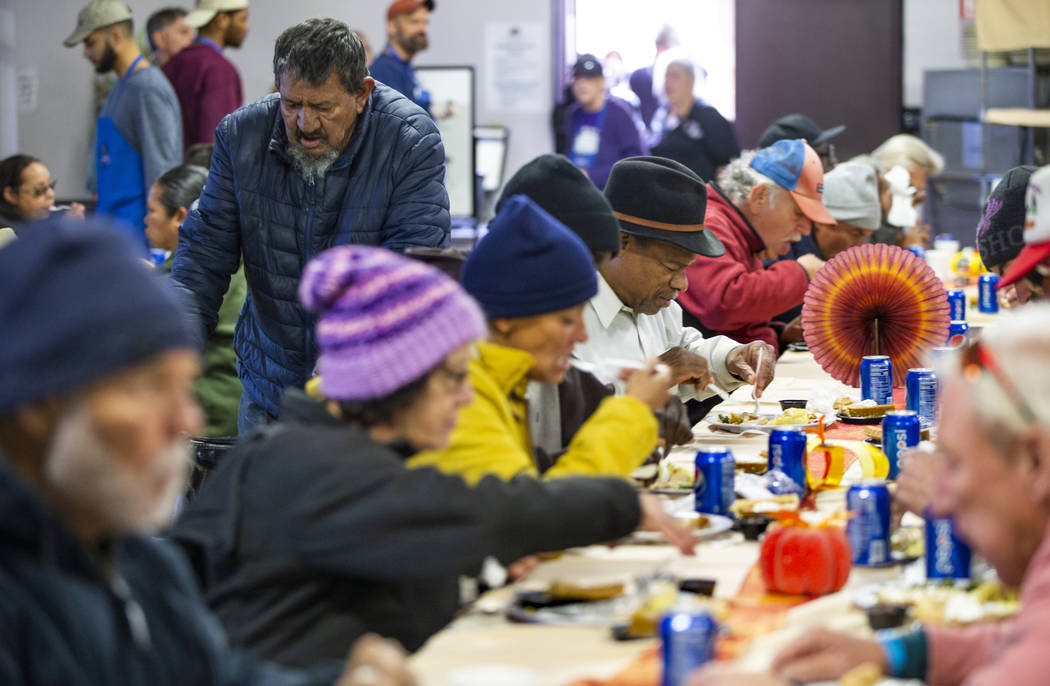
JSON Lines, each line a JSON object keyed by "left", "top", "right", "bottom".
{"left": 751, "top": 138, "right": 835, "bottom": 224}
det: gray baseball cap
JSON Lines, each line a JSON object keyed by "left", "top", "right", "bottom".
{"left": 821, "top": 161, "right": 881, "bottom": 230}
{"left": 63, "top": 0, "right": 133, "bottom": 48}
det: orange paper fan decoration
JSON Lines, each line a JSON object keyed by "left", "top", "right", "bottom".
{"left": 801, "top": 243, "right": 950, "bottom": 387}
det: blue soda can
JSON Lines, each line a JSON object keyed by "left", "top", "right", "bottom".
{"left": 946, "top": 289, "right": 966, "bottom": 321}
{"left": 906, "top": 245, "right": 926, "bottom": 260}
{"left": 846, "top": 479, "right": 892, "bottom": 566}
{"left": 860, "top": 355, "right": 893, "bottom": 405}
{"left": 882, "top": 410, "right": 921, "bottom": 479}
{"left": 947, "top": 320, "right": 970, "bottom": 347}
{"left": 148, "top": 248, "right": 169, "bottom": 268}
{"left": 924, "top": 510, "right": 972, "bottom": 580}
{"left": 660, "top": 611, "right": 718, "bottom": 686}
{"left": 768, "top": 426, "right": 809, "bottom": 493}
{"left": 694, "top": 446, "right": 735, "bottom": 516}
{"left": 905, "top": 368, "right": 938, "bottom": 425}
{"left": 978, "top": 274, "right": 1001, "bottom": 313}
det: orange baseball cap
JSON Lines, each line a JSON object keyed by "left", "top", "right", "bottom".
{"left": 387, "top": 0, "right": 433, "bottom": 21}
{"left": 749, "top": 139, "right": 835, "bottom": 224}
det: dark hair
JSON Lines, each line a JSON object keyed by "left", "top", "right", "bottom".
{"left": 183, "top": 142, "right": 214, "bottom": 169}
{"left": 146, "top": 7, "right": 186, "bottom": 50}
{"left": 153, "top": 164, "right": 208, "bottom": 217}
{"left": 0, "top": 154, "right": 41, "bottom": 214}
{"left": 273, "top": 18, "right": 368, "bottom": 94}
{"left": 334, "top": 369, "right": 432, "bottom": 428}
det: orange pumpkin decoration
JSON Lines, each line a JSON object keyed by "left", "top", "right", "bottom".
{"left": 759, "top": 518, "right": 851, "bottom": 596}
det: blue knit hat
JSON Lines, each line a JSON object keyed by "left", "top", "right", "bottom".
{"left": 0, "top": 218, "right": 195, "bottom": 414}
{"left": 462, "top": 195, "right": 597, "bottom": 318}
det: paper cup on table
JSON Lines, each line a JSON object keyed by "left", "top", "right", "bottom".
{"left": 924, "top": 248, "right": 953, "bottom": 281}
{"left": 447, "top": 665, "right": 538, "bottom": 686}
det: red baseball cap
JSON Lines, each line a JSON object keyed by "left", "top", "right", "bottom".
{"left": 387, "top": 0, "right": 434, "bottom": 21}
{"left": 1000, "top": 165, "right": 1050, "bottom": 288}
{"left": 750, "top": 139, "right": 835, "bottom": 224}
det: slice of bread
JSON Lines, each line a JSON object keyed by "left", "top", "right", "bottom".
{"left": 841, "top": 403, "right": 896, "bottom": 417}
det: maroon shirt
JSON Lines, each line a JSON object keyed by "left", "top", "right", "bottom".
{"left": 162, "top": 42, "right": 243, "bottom": 149}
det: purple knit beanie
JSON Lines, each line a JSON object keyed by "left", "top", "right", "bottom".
{"left": 299, "top": 245, "right": 487, "bottom": 401}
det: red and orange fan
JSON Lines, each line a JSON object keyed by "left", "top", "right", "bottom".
{"left": 801, "top": 243, "right": 950, "bottom": 387}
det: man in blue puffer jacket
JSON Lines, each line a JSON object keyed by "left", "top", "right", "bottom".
{"left": 171, "top": 18, "right": 450, "bottom": 433}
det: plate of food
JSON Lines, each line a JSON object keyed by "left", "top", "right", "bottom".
{"left": 507, "top": 580, "right": 634, "bottom": 626}
{"left": 625, "top": 513, "right": 734, "bottom": 544}
{"left": 853, "top": 579, "right": 1019, "bottom": 626}
{"left": 834, "top": 397, "right": 896, "bottom": 424}
{"left": 709, "top": 407, "right": 822, "bottom": 433}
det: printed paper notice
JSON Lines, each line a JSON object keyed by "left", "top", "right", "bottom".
{"left": 485, "top": 22, "right": 546, "bottom": 113}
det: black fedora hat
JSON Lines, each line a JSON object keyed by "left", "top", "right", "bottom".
{"left": 603, "top": 156, "right": 725, "bottom": 257}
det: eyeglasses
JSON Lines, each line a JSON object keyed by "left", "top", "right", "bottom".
{"left": 22, "top": 179, "right": 57, "bottom": 198}
{"left": 960, "top": 339, "right": 1038, "bottom": 425}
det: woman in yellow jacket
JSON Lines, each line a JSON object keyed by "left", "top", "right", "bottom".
{"left": 409, "top": 195, "right": 674, "bottom": 484}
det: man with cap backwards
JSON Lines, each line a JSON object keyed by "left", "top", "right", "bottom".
{"left": 171, "top": 18, "right": 450, "bottom": 435}
{"left": 997, "top": 164, "right": 1050, "bottom": 304}
{"left": 772, "top": 160, "right": 882, "bottom": 328}
{"left": 759, "top": 113, "right": 846, "bottom": 172}
{"left": 369, "top": 0, "right": 434, "bottom": 114}
{"left": 559, "top": 54, "right": 647, "bottom": 189}
{"left": 572, "top": 156, "right": 776, "bottom": 408}
{"left": 677, "top": 140, "right": 833, "bottom": 354}
{"left": 162, "top": 0, "right": 250, "bottom": 149}
{"left": 64, "top": 0, "right": 183, "bottom": 249}
{"left": 172, "top": 233, "right": 693, "bottom": 665}
{"left": 0, "top": 219, "right": 415, "bottom": 685}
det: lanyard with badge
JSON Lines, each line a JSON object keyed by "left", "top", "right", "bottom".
{"left": 571, "top": 104, "right": 607, "bottom": 165}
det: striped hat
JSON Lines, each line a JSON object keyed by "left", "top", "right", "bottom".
{"left": 299, "top": 245, "right": 486, "bottom": 401}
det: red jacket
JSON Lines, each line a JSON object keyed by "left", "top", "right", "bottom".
{"left": 677, "top": 184, "right": 808, "bottom": 352}
{"left": 162, "top": 42, "right": 242, "bottom": 149}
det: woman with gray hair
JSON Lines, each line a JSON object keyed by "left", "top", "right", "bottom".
{"left": 648, "top": 48, "right": 739, "bottom": 182}
{"left": 868, "top": 134, "right": 945, "bottom": 248}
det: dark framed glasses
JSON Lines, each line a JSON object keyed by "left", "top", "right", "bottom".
{"left": 22, "top": 179, "right": 57, "bottom": 198}
{"left": 960, "top": 339, "right": 1037, "bottom": 424}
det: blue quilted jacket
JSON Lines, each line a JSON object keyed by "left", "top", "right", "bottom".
{"left": 171, "top": 85, "right": 450, "bottom": 417}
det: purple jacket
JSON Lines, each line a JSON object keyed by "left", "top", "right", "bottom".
{"left": 162, "top": 42, "right": 243, "bottom": 149}
{"left": 560, "top": 97, "right": 646, "bottom": 189}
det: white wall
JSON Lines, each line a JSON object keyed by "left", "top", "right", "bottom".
{"left": 903, "top": 0, "right": 970, "bottom": 108}
{"left": 11, "top": 0, "right": 555, "bottom": 201}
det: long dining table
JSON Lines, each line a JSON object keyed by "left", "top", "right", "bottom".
{"left": 410, "top": 301, "right": 1008, "bottom": 686}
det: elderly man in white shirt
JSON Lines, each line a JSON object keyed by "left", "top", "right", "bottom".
{"left": 575, "top": 156, "right": 775, "bottom": 402}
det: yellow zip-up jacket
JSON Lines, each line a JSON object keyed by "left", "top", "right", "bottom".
{"left": 408, "top": 341, "right": 658, "bottom": 484}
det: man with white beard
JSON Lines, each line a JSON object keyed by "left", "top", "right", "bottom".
{"left": 0, "top": 219, "right": 415, "bottom": 686}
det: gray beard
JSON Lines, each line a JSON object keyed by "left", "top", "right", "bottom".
{"left": 288, "top": 143, "right": 339, "bottom": 185}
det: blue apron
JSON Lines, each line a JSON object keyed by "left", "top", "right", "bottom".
{"left": 96, "top": 55, "right": 148, "bottom": 250}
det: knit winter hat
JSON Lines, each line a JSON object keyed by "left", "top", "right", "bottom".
{"left": 462, "top": 194, "right": 597, "bottom": 318}
{"left": 299, "top": 245, "right": 486, "bottom": 401}
{"left": 0, "top": 218, "right": 195, "bottom": 414}
{"left": 976, "top": 165, "right": 1037, "bottom": 270}
{"left": 496, "top": 154, "right": 621, "bottom": 257}
{"left": 821, "top": 161, "right": 881, "bottom": 230}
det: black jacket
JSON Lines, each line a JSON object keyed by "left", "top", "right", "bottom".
{"left": 172, "top": 390, "right": 642, "bottom": 667}
{"left": 0, "top": 456, "right": 337, "bottom": 686}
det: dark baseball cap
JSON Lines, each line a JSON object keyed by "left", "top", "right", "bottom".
{"left": 573, "top": 54, "right": 603, "bottom": 79}
{"left": 759, "top": 114, "right": 845, "bottom": 149}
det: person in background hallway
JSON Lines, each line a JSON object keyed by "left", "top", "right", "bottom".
{"left": 0, "top": 155, "right": 85, "bottom": 242}
{"left": 65, "top": 0, "right": 183, "bottom": 249}
{"left": 0, "top": 220, "right": 413, "bottom": 685}
{"left": 629, "top": 24, "right": 679, "bottom": 131}
{"left": 559, "top": 54, "right": 646, "bottom": 190}
{"left": 758, "top": 113, "right": 845, "bottom": 172}
{"left": 145, "top": 164, "right": 245, "bottom": 437}
{"left": 146, "top": 7, "right": 193, "bottom": 67}
{"left": 649, "top": 49, "right": 739, "bottom": 182}
{"left": 163, "top": 0, "right": 249, "bottom": 149}
{"left": 369, "top": 0, "right": 433, "bottom": 114}
{"left": 170, "top": 18, "right": 450, "bottom": 435}
{"left": 350, "top": 29, "right": 374, "bottom": 65}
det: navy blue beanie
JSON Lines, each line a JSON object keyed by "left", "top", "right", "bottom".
{"left": 0, "top": 218, "right": 196, "bottom": 414}
{"left": 462, "top": 195, "right": 597, "bottom": 318}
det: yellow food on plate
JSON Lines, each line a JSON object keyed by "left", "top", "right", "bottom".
{"left": 729, "top": 494, "right": 799, "bottom": 517}
{"left": 547, "top": 580, "right": 625, "bottom": 602}
{"left": 874, "top": 581, "right": 1019, "bottom": 626}
{"left": 678, "top": 514, "right": 710, "bottom": 530}
{"left": 653, "top": 461, "right": 695, "bottom": 490}
{"left": 769, "top": 407, "right": 816, "bottom": 425}
{"left": 716, "top": 409, "right": 816, "bottom": 426}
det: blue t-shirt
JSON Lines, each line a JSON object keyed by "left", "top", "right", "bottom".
{"left": 369, "top": 46, "right": 432, "bottom": 114}
{"left": 569, "top": 104, "right": 607, "bottom": 172}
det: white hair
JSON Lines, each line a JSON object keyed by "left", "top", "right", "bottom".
{"left": 716, "top": 149, "right": 785, "bottom": 208}
{"left": 651, "top": 47, "right": 706, "bottom": 101}
{"left": 938, "top": 304, "right": 1050, "bottom": 443}
{"left": 872, "top": 134, "right": 945, "bottom": 176}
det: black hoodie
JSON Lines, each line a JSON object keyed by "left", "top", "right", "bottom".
{"left": 171, "top": 389, "right": 642, "bottom": 667}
